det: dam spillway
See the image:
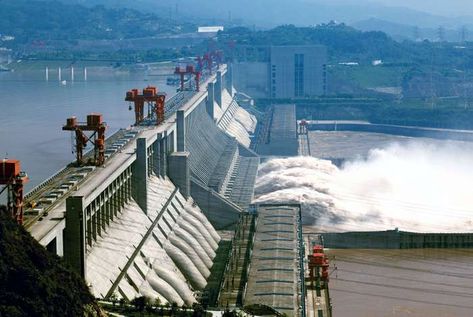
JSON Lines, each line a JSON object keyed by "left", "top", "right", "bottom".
{"left": 251, "top": 104, "right": 473, "bottom": 234}
{"left": 17, "top": 80, "right": 473, "bottom": 314}
{"left": 22, "top": 64, "right": 260, "bottom": 303}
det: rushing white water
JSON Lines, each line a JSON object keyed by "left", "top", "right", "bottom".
{"left": 254, "top": 141, "right": 473, "bottom": 233}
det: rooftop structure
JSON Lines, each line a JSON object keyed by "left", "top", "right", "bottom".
{"left": 233, "top": 45, "right": 327, "bottom": 98}
{"left": 198, "top": 26, "right": 224, "bottom": 33}
{"left": 244, "top": 204, "right": 304, "bottom": 317}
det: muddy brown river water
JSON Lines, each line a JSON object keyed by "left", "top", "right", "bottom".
{"left": 325, "top": 248, "right": 473, "bottom": 317}
{"left": 303, "top": 131, "right": 473, "bottom": 316}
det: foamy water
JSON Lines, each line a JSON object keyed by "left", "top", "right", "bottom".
{"left": 254, "top": 141, "right": 473, "bottom": 232}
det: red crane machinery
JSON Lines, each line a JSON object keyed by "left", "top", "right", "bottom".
{"left": 62, "top": 113, "right": 106, "bottom": 166}
{"left": 307, "top": 244, "right": 330, "bottom": 294}
{"left": 174, "top": 65, "right": 201, "bottom": 92}
{"left": 299, "top": 119, "right": 308, "bottom": 135}
{"left": 188, "top": 65, "right": 201, "bottom": 92}
{"left": 0, "top": 159, "right": 29, "bottom": 225}
{"left": 203, "top": 52, "right": 213, "bottom": 74}
{"left": 202, "top": 50, "right": 224, "bottom": 75}
{"left": 196, "top": 55, "right": 204, "bottom": 73}
{"left": 174, "top": 66, "right": 188, "bottom": 92}
{"left": 125, "top": 86, "right": 166, "bottom": 125}
{"left": 211, "top": 50, "right": 224, "bottom": 67}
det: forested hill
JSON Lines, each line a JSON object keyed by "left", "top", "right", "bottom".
{"left": 223, "top": 23, "right": 403, "bottom": 62}
{"left": 220, "top": 23, "right": 473, "bottom": 67}
{"left": 0, "top": 0, "right": 194, "bottom": 45}
{"left": 0, "top": 207, "right": 104, "bottom": 316}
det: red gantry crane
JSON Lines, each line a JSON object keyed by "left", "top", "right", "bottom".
{"left": 174, "top": 65, "right": 201, "bottom": 92}
{"left": 0, "top": 159, "right": 29, "bottom": 225}
{"left": 305, "top": 244, "right": 332, "bottom": 317}
{"left": 199, "top": 50, "right": 224, "bottom": 75}
{"left": 62, "top": 113, "right": 106, "bottom": 166}
{"left": 211, "top": 50, "right": 224, "bottom": 68}
{"left": 308, "top": 244, "right": 330, "bottom": 293}
{"left": 203, "top": 52, "right": 213, "bottom": 74}
{"left": 125, "top": 86, "right": 166, "bottom": 125}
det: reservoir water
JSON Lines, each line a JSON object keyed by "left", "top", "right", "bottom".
{"left": 0, "top": 67, "right": 176, "bottom": 192}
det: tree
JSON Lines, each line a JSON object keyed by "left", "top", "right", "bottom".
{"left": 192, "top": 303, "right": 205, "bottom": 317}
{"left": 171, "top": 302, "right": 179, "bottom": 316}
{"left": 132, "top": 296, "right": 146, "bottom": 312}
{"left": 110, "top": 293, "right": 118, "bottom": 307}
{"left": 119, "top": 297, "right": 127, "bottom": 309}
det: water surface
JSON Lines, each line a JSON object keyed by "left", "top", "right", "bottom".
{"left": 0, "top": 68, "right": 175, "bottom": 192}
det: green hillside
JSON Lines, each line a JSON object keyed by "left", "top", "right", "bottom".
{"left": 0, "top": 0, "right": 193, "bottom": 45}
{"left": 0, "top": 206, "right": 103, "bottom": 317}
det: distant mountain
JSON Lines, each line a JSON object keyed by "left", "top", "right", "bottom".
{"left": 5, "top": 0, "right": 471, "bottom": 53}
{"left": 68, "top": 0, "right": 473, "bottom": 31}
{"left": 0, "top": 0, "right": 194, "bottom": 45}
{"left": 352, "top": 18, "right": 473, "bottom": 42}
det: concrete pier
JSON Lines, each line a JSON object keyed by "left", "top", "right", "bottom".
{"left": 64, "top": 196, "right": 86, "bottom": 277}
{"left": 216, "top": 71, "right": 223, "bottom": 107}
{"left": 226, "top": 64, "right": 234, "bottom": 96}
{"left": 134, "top": 138, "right": 148, "bottom": 214}
{"left": 168, "top": 152, "right": 191, "bottom": 199}
{"left": 207, "top": 82, "right": 215, "bottom": 120}
{"left": 176, "top": 110, "right": 186, "bottom": 152}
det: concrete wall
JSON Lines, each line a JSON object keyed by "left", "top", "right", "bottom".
{"left": 321, "top": 231, "right": 473, "bottom": 249}
{"left": 308, "top": 122, "right": 473, "bottom": 142}
{"left": 270, "top": 45, "right": 327, "bottom": 98}
{"left": 232, "top": 45, "right": 327, "bottom": 99}
{"left": 257, "top": 104, "right": 298, "bottom": 156}
{"left": 190, "top": 180, "right": 241, "bottom": 229}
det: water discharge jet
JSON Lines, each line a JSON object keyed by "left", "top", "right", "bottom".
{"left": 254, "top": 141, "right": 473, "bottom": 233}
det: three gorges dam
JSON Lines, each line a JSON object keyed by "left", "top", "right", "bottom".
{"left": 14, "top": 64, "right": 259, "bottom": 306}
{"left": 3, "top": 61, "right": 473, "bottom": 317}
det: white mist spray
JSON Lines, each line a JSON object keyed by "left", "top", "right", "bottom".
{"left": 253, "top": 141, "right": 473, "bottom": 233}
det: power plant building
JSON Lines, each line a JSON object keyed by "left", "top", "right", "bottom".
{"left": 233, "top": 45, "right": 327, "bottom": 98}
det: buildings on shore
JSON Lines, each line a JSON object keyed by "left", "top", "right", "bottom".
{"left": 233, "top": 45, "right": 327, "bottom": 98}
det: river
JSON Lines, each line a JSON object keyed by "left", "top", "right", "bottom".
{"left": 300, "top": 131, "right": 473, "bottom": 316}
{"left": 0, "top": 65, "right": 176, "bottom": 193}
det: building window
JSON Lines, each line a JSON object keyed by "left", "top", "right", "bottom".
{"left": 294, "top": 53, "right": 304, "bottom": 97}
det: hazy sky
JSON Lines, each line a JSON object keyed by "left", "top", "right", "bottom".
{"left": 365, "top": 0, "right": 473, "bottom": 17}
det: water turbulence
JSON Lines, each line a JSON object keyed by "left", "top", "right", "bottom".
{"left": 253, "top": 141, "right": 473, "bottom": 232}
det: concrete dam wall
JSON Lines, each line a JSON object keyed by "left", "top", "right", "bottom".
{"left": 24, "top": 64, "right": 260, "bottom": 304}
{"left": 308, "top": 121, "right": 473, "bottom": 142}
{"left": 87, "top": 175, "right": 220, "bottom": 304}
{"left": 186, "top": 88, "right": 259, "bottom": 228}
{"left": 321, "top": 230, "right": 473, "bottom": 249}
{"left": 254, "top": 104, "right": 299, "bottom": 156}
